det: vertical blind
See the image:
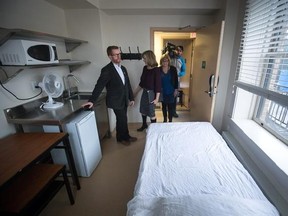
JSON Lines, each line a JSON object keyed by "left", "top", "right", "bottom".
{"left": 235, "top": 0, "right": 288, "bottom": 107}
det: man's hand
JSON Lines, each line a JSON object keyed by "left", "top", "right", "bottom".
{"left": 81, "top": 102, "right": 93, "bottom": 109}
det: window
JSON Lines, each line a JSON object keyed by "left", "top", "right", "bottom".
{"left": 233, "top": 0, "right": 288, "bottom": 144}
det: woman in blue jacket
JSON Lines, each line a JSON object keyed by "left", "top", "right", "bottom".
{"left": 159, "top": 54, "right": 179, "bottom": 122}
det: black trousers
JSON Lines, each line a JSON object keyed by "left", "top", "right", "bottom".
{"left": 113, "top": 107, "right": 130, "bottom": 141}
{"left": 172, "top": 97, "right": 177, "bottom": 114}
{"left": 162, "top": 102, "right": 174, "bottom": 122}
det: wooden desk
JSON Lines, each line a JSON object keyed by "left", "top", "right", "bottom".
{"left": 0, "top": 132, "right": 80, "bottom": 190}
{"left": 0, "top": 164, "right": 74, "bottom": 215}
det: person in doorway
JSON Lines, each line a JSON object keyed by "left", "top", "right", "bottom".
{"left": 171, "top": 45, "right": 186, "bottom": 117}
{"left": 82, "top": 45, "right": 137, "bottom": 146}
{"left": 134, "top": 50, "right": 162, "bottom": 131}
{"left": 159, "top": 54, "right": 178, "bottom": 122}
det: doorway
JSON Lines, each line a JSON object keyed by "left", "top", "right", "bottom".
{"left": 151, "top": 22, "right": 224, "bottom": 122}
{"left": 152, "top": 30, "right": 195, "bottom": 109}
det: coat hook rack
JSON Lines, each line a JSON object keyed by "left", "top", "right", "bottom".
{"left": 120, "top": 46, "right": 142, "bottom": 60}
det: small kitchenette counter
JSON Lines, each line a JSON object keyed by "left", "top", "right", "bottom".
{"left": 4, "top": 98, "right": 86, "bottom": 132}
{"left": 4, "top": 92, "right": 109, "bottom": 135}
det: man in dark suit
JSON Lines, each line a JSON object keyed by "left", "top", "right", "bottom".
{"left": 82, "top": 46, "right": 137, "bottom": 146}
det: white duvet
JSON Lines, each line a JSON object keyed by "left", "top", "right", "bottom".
{"left": 127, "top": 122, "right": 279, "bottom": 216}
{"left": 127, "top": 195, "right": 278, "bottom": 216}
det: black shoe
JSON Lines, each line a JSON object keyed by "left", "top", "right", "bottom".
{"left": 137, "top": 125, "right": 148, "bottom": 132}
{"left": 128, "top": 136, "right": 137, "bottom": 142}
{"left": 173, "top": 113, "right": 179, "bottom": 118}
{"left": 117, "top": 139, "right": 131, "bottom": 146}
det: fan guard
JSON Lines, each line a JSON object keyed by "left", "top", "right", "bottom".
{"left": 39, "top": 74, "right": 64, "bottom": 109}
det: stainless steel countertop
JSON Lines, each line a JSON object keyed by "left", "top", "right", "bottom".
{"left": 4, "top": 92, "right": 105, "bottom": 126}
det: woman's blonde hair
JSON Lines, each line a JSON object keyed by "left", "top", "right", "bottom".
{"left": 142, "top": 50, "right": 158, "bottom": 67}
{"left": 160, "top": 54, "right": 171, "bottom": 65}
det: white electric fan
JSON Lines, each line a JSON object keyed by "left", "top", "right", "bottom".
{"left": 39, "top": 74, "right": 64, "bottom": 109}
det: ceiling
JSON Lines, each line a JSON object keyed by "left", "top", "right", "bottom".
{"left": 44, "top": 0, "right": 223, "bottom": 15}
{"left": 98, "top": 8, "right": 218, "bottom": 16}
{"left": 44, "top": 0, "right": 97, "bottom": 9}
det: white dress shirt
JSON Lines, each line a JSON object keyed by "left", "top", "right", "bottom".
{"left": 113, "top": 63, "right": 125, "bottom": 84}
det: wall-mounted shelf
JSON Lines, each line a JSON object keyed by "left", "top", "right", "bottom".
{"left": 59, "top": 60, "right": 91, "bottom": 72}
{"left": 0, "top": 27, "right": 90, "bottom": 83}
{"left": 0, "top": 27, "right": 88, "bottom": 52}
{"left": 0, "top": 60, "right": 90, "bottom": 84}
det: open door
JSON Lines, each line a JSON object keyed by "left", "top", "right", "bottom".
{"left": 189, "top": 21, "right": 224, "bottom": 122}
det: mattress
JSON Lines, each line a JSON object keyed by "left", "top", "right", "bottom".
{"left": 127, "top": 122, "right": 279, "bottom": 216}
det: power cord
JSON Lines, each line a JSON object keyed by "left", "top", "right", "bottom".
{"left": 0, "top": 67, "right": 43, "bottom": 100}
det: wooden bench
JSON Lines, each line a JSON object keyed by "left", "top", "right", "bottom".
{"left": 0, "top": 164, "right": 74, "bottom": 216}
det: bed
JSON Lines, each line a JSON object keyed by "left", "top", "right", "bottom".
{"left": 127, "top": 122, "right": 279, "bottom": 216}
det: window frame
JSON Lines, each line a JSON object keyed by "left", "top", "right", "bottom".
{"left": 233, "top": 0, "right": 288, "bottom": 145}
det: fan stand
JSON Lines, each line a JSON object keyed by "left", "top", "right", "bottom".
{"left": 43, "top": 95, "right": 64, "bottom": 109}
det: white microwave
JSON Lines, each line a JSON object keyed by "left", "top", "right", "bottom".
{"left": 0, "top": 39, "right": 59, "bottom": 65}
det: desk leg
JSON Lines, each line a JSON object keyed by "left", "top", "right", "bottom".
{"left": 62, "top": 137, "right": 81, "bottom": 190}
{"left": 62, "top": 166, "right": 75, "bottom": 205}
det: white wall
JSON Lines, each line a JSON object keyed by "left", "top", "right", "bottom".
{"left": 64, "top": 9, "right": 106, "bottom": 91}
{"left": 0, "top": 0, "right": 68, "bottom": 36}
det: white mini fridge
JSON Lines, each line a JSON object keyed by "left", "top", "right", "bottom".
{"left": 43, "top": 110, "right": 102, "bottom": 177}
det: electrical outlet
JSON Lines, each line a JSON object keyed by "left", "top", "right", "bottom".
{"left": 31, "top": 81, "right": 38, "bottom": 91}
